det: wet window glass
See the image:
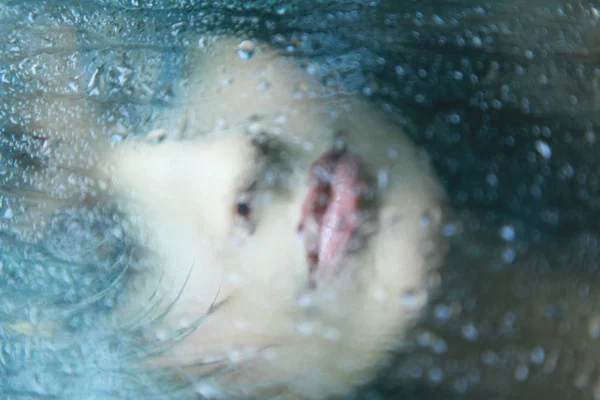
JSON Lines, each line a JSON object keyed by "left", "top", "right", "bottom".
{"left": 1, "top": 1, "right": 599, "bottom": 399}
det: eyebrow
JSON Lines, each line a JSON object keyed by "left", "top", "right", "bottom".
{"left": 239, "top": 117, "right": 296, "bottom": 190}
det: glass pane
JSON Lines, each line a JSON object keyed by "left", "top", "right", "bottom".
{"left": 1, "top": 1, "right": 598, "bottom": 399}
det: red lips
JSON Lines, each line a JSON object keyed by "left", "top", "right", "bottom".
{"left": 298, "top": 148, "right": 363, "bottom": 287}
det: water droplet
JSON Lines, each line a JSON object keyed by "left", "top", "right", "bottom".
{"left": 234, "top": 319, "right": 249, "bottom": 331}
{"left": 585, "top": 131, "right": 597, "bottom": 143}
{"left": 499, "top": 225, "right": 515, "bottom": 241}
{"left": 530, "top": 346, "right": 545, "bottom": 365}
{"left": 502, "top": 248, "right": 516, "bottom": 263}
{"left": 377, "top": 170, "right": 388, "bottom": 190}
{"left": 428, "top": 367, "right": 444, "bottom": 383}
{"left": 482, "top": 350, "right": 499, "bottom": 365}
{"left": 323, "top": 327, "right": 341, "bottom": 341}
{"left": 195, "top": 381, "right": 221, "bottom": 399}
{"left": 401, "top": 290, "right": 422, "bottom": 310}
{"left": 514, "top": 364, "right": 529, "bottom": 381}
{"left": 574, "top": 373, "right": 589, "bottom": 389}
{"left": 461, "top": 322, "right": 479, "bottom": 341}
{"left": 432, "top": 14, "right": 445, "bottom": 25}
{"left": 395, "top": 65, "right": 406, "bottom": 76}
{"left": 535, "top": 140, "right": 552, "bottom": 159}
{"left": 262, "top": 348, "right": 278, "bottom": 360}
{"left": 276, "top": 5, "right": 290, "bottom": 15}
{"left": 421, "top": 214, "right": 432, "bottom": 229}
{"left": 593, "top": 382, "right": 600, "bottom": 400}
{"left": 297, "top": 294, "right": 312, "bottom": 308}
{"left": 170, "top": 22, "right": 184, "bottom": 36}
{"left": 3, "top": 208, "right": 13, "bottom": 219}
{"left": 432, "top": 338, "right": 448, "bottom": 353}
{"left": 442, "top": 223, "right": 457, "bottom": 237}
{"left": 486, "top": 173, "right": 498, "bottom": 186}
{"left": 433, "top": 304, "right": 451, "bottom": 322}
{"left": 448, "top": 113, "right": 461, "bottom": 124}
{"left": 296, "top": 321, "right": 314, "bottom": 336}
{"left": 236, "top": 40, "right": 256, "bottom": 61}
{"left": 417, "top": 331, "right": 433, "bottom": 347}
{"left": 454, "top": 378, "right": 469, "bottom": 393}
{"left": 588, "top": 314, "right": 600, "bottom": 338}
{"left": 362, "top": 83, "right": 377, "bottom": 96}
{"left": 228, "top": 349, "right": 243, "bottom": 364}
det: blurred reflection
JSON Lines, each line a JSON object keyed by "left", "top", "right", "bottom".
{"left": 1, "top": 1, "right": 600, "bottom": 399}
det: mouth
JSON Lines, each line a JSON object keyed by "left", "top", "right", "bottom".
{"left": 297, "top": 146, "right": 370, "bottom": 288}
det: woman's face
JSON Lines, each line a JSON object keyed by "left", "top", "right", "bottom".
{"left": 2, "top": 2, "right": 600, "bottom": 399}
{"left": 106, "top": 39, "right": 443, "bottom": 398}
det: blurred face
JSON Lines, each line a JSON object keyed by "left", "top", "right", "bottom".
{"left": 106, "top": 39, "right": 445, "bottom": 398}
{"left": 6, "top": 2, "right": 598, "bottom": 399}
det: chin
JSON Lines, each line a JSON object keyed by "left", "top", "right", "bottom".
{"left": 64, "top": 37, "right": 445, "bottom": 399}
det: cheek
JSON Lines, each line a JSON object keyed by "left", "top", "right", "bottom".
{"left": 111, "top": 139, "right": 263, "bottom": 326}
{"left": 235, "top": 192, "right": 310, "bottom": 294}
{"left": 132, "top": 195, "right": 312, "bottom": 377}
{"left": 121, "top": 168, "right": 309, "bottom": 337}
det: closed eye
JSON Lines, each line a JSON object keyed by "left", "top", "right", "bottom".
{"left": 235, "top": 180, "right": 257, "bottom": 221}
{"left": 230, "top": 121, "right": 296, "bottom": 236}
{"left": 246, "top": 127, "right": 294, "bottom": 190}
{"left": 236, "top": 200, "right": 251, "bottom": 218}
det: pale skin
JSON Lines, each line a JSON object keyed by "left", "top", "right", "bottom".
{"left": 32, "top": 37, "right": 446, "bottom": 399}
